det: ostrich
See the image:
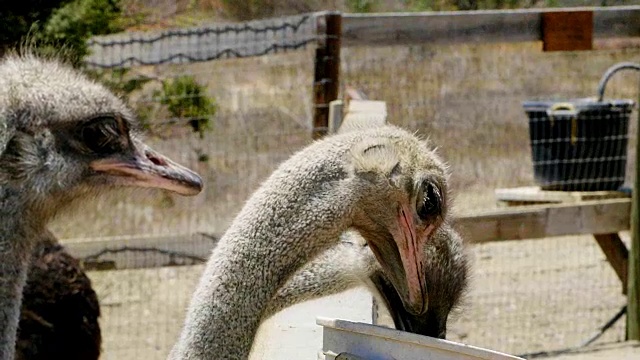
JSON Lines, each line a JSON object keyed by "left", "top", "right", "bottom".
{"left": 16, "top": 229, "right": 101, "bottom": 360}
{"left": 170, "top": 125, "right": 449, "bottom": 360}
{"left": 0, "top": 53, "right": 203, "bottom": 360}
{"left": 264, "top": 223, "right": 469, "bottom": 339}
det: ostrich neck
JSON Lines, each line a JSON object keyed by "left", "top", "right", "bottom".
{"left": 263, "top": 241, "right": 373, "bottom": 320}
{"left": 0, "top": 188, "right": 40, "bottom": 360}
{"left": 170, "top": 150, "right": 364, "bottom": 360}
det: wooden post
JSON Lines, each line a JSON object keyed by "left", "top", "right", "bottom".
{"left": 593, "top": 234, "right": 629, "bottom": 294}
{"left": 312, "top": 12, "right": 342, "bottom": 139}
{"left": 328, "top": 100, "right": 344, "bottom": 134}
{"left": 628, "top": 87, "right": 640, "bottom": 340}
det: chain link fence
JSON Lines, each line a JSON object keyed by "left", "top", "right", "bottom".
{"left": 50, "top": 11, "right": 640, "bottom": 359}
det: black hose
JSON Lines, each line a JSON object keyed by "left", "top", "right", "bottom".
{"left": 597, "top": 62, "right": 640, "bottom": 102}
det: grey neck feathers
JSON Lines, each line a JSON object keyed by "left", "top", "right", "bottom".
{"left": 0, "top": 181, "right": 82, "bottom": 360}
{"left": 0, "top": 188, "right": 41, "bottom": 360}
{"left": 170, "top": 137, "right": 371, "bottom": 360}
{"left": 263, "top": 235, "right": 374, "bottom": 319}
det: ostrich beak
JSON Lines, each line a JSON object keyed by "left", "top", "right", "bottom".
{"left": 90, "top": 142, "right": 203, "bottom": 196}
{"left": 369, "top": 271, "right": 445, "bottom": 339}
{"left": 367, "top": 205, "right": 432, "bottom": 316}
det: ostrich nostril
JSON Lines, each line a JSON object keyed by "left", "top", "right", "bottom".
{"left": 146, "top": 151, "right": 167, "bottom": 167}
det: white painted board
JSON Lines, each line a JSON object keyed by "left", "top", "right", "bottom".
{"left": 318, "top": 318, "right": 524, "bottom": 360}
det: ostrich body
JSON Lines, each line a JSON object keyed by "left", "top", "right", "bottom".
{"left": 170, "top": 125, "right": 448, "bottom": 360}
{"left": 0, "top": 54, "right": 203, "bottom": 360}
{"left": 265, "top": 223, "right": 468, "bottom": 339}
{"left": 16, "top": 229, "right": 101, "bottom": 360}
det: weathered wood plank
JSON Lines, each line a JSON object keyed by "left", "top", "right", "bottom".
{"left": 328, "top": 100, "right": 345, "bottom": 134}
{"left": 453, "top": 198, "right": 631, "bottom": 243}
{"left": 65, "top": 233, "right": 218, "bottom": 271}
{"left": 594, "top": 6, "right": 640, "bottom": 39}
{"left": 343, "top": 10, "right": 540, "bottom": 47}
{"left": 337, "top": 100, "right": 388, "bottom": 134}
{"left": 593, "top": 233, "right": 629, "bottom": 294}
{"left": 328, "top": 93, "right": 387, "bottom": 134}
{"left": 495, "top": 186, "right": 630, "bottom": 205}
{"left": 63, "top": 199, "right": 631, "bottom": 271}
{"left": 342, "top": 6, "right": 640, "bottom": 47}
{"left": 346, "top": 100, "right": 387, "bottom": 114}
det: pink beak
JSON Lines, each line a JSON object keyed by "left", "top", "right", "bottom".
{"left": 90, "top": 143, "right": 203, "bottom": 196}
{"left": 396, "top": 205, "right": 432, "bottom": 315}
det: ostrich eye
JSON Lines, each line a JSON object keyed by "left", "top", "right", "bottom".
{"left": 416, "top": 180, "right": 441, "bottom": 221}
{"left": 79, "top": 117, "right": 128, "bottom": 155}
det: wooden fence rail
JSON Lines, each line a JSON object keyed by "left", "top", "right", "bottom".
{"left": 340, "top": 6, "right": 640, "bottom": 47}
{"left": 64, "top": 198, "right": 630, "bottom": 271}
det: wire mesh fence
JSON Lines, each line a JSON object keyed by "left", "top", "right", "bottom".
{"left": 49, "top": 11, "right": 640, "bottom": 360}
{"left": 67, "top": 234, "right": 210, "bottom": 359}
{"left": 58, "top": 15, "right": 318, "bottom": 359}
{"left": 341, "top": 41, "right": 639, "bottom": 356}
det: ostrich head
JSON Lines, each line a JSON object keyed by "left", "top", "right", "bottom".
{"left": 349, "top": 133, "right": 448, "bottom": 315}
{"left": 368, "top": 224, "right": 468, "bottom": 338}
{"left": 0, "top": 54, "right": 202, "bottom": 218}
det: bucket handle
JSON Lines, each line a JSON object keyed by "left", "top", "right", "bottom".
{"left": 546, "top": 102, "right": 577, "bottom": 117}
{"left": 546, "top": 103, "right": 579, "bottom": 145}
{"left": 596, "top": 62, "right": 640, "bottom": 102}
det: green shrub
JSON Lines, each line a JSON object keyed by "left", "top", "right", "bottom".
{"left": 155, "top": 76, "right": 217, "bottom": 139}
{"left": 346, "top": 0, "right": 378, "bottom": 12}
{"left": 89, "top": 67, "right": 150, "bottom": 95}
{"left": 38, "top": 0, "right": 123, "bottom": 65}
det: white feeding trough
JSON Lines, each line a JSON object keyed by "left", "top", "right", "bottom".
{"left": 317, "top": 318, "right": 524, "bottom": 360}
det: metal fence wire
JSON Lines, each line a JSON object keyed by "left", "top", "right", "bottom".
{"left": 341, "top": 41, "right": 638, "bottom": 357}
{"left": 49, "top": 11, "right": 640, "bottom": 360}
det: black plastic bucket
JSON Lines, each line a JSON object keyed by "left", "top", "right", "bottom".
{"left": 523, "top": 99, "right": 633, "bottom": 191}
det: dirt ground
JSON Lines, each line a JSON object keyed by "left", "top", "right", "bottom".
{"left": 84, "top": 229, "right": 633, "bottom": 359}
{"left": 543, "top": 341, "right": 640, "bottom": 360}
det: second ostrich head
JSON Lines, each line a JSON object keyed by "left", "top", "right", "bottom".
{"left": 348, "top": 134, "right": 448, "bottom": 315}
{"left": 0, "top": 54, "right": 203, "bottom": 219}
{"left": 0, "top": 53, "right": 203, "bottom": 360}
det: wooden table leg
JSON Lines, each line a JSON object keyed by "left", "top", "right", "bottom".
{"left": 593, "top": 233, "right": 629, "bottom": 295}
